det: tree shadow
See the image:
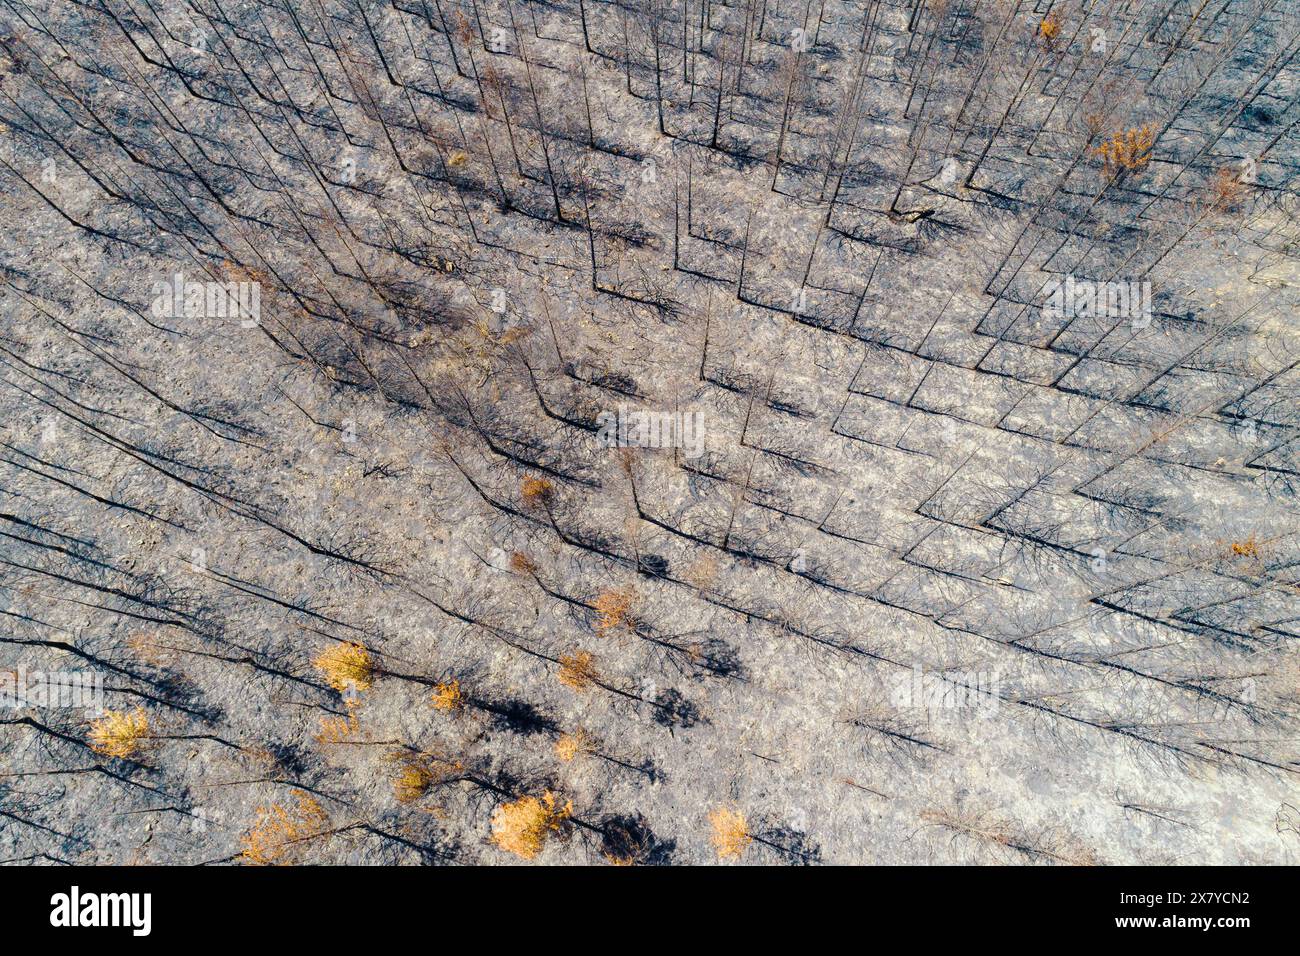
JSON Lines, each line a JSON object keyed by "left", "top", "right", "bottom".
{"left": 598, "top": 813, "right": 675, "bottom": 865}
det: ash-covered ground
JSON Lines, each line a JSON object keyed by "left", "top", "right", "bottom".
{"left": 1, "top": 0, "right": 1298, "bottom": 864}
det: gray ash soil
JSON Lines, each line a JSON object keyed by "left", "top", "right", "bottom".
{"left": 0, "top": 0, "right": 1298, "bottom": 864}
